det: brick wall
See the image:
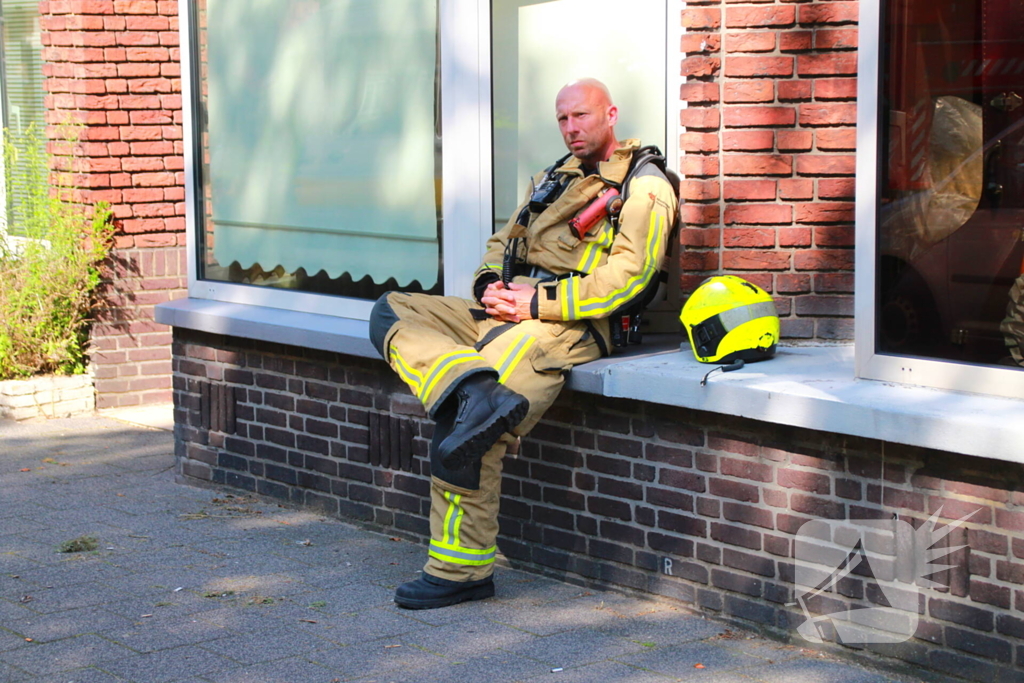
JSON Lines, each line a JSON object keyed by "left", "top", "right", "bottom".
{"left": 40, "top": 0, "right": 185, "bottom": 407}
{"left": 679, "top": 0, "right": 857, "bottom": 340}
{"left": 173, "top": 328, "right": 1024, "bottom": 682}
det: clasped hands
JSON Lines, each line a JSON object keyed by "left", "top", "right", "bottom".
{"left": 480, "top": 281, "right": 535, "bottom": 323}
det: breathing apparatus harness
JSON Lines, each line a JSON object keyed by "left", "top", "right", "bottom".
{"left": 501, "top": 146, "right": 680, "bottom": 349}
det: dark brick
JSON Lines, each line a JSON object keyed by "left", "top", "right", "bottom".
{"left": 224, "top": 368, "right": 253, "bottom": 385}
{"left": 945, "top": 627, "right": 1012, "bottom": 663}
{"left": 711, "top": 568, "right": 762, "bottom": 597}
{"left": 723, "top": 595, "right": 776, "bottom": 624}
{"left": 721, "top": 457, "right": 773, "bottom": 483}
{"left": 646, "top": 486, "right": 694, "bottom": 511}
{"left": 928, "top": 650, "right": 998, "bottom": 682}
{"left": 647, "top": 532, "right": 694, "bottom": 557}
{"left": 697, "top": 543, "right": 721, "bottom": 564}
{"left": 304, "top": 455, "right": 338, "bottom": 476}
{"left": 698, "top": 589, "right": 723, "bottom": 611}
{"left": 577, "top": 515, "right": 598, "bottom": 536}
{"left": 655, "top": 422, "right": 703, "bottom": 446}
{"left": 790, "top": 493, "right": 844, "bottom": 518}
{"left": 696, "top": 453, "right": 718, "bottom": 472}
{"left": 646, "top": 443, "right": 693, "bottom": 466}
{"left": 588, "top": 496, "right": 632, "bottom": 521}
{"left": 996, "top": 614, "right": 1024, "bottom": 639}
{"left": 337, "top": 499, "right": 375, "bottom": 522}
{"left": 711, "top": 522, "right": 762, "bottom": 550}
{"left": 598, "top": 435, "right": 642, "bottom": 458}
{"left": 305, "top": 381, "right": 338, "bottom": 401}
{"left": 996, "top": 560, "right": 1024, "bottom": 585}
{"left": 658, "top": 511, "right": 707, "bottom": 537}
{"left": 529, "top": 462, "right": 572, "bottom": 487}
{"left": 337, "top": 461, "right": 374, "bottom": 483}
{"left": 256, "top": 443, "right": 287, "bottom": 463}
{"left": 543, "top": 487, "right": 585, "bottom": 511}
{"left": 969, "top": 528, "right": 1007, "bottom": 556}
{"left": 709, "top": 477, "right": 759, "bottom": 502}
{"left": 777, "top": 468, "right": 830, "bottom": 493}
{"left": 723, "top": 502, "right": 774, "bottom": 529}
{"left": 697, "top": 497, "right": 720, "bottom": 518}
{"left": 633, "top": 463, "right": 656, "bottom": 482}
{"left": 594, "top": 520, "right": 642, "bottom": 547}
{"left": 224, "top": 471, "right": 255, "bottom": 491}
{"left": 929, "top": 598, "right": 993, "bottom": 631}
{"left": 659, "top": 468, "right": 706, "bottom": 492}
{"left": 635, "top": 506, "right": 656, "bottom": 527}
{"left": 264, "top": 427, "right": 296, "bottom": 448}
{"left": 296, "top": 434, "right": 329, "bottom": 456}
{"left": 217, "top": 452, "right": 249, "bottom": 472}
{"left": 723, "top": 548, "right": 775, "bottom": 577}
{"left": 970, "top": 581, "right": 1011, "bottom": 609}
{"left": 533, "top": 545, "right": 572, "bottom": 571}
{"left": 542, "top": 444, "right": 583, "bottom": 468}
{"left": 264, "top": 463, "right": 297, "bottom": 485}
{"left": 587, "top": 453, "right": 632, "bottom": 477}
{"left": 544, "top": 526, "right": 586, "bottom": 553}
{"left": 589, "top": 538, "right": 633, "bottom": 564}
{"left": 835, "top": 478, "right": 861, "bottom": 500}
{"left": 297, "top": 471, "right": 331, "bottom": 493}
{"left": 225, "top": 437, "right": 256, "bottom": 457}
{"left": 257, "top": 479, "right": 289, "bottom": 501}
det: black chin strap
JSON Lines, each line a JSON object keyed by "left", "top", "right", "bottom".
{"left": 700, "top": 359, "right": 745, "bottom": 387}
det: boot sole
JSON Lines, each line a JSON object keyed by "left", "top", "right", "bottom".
{"left": 394, "top": 581, "right": 496, "bottom": 610}
{"left": 438, "top": 394, "right": 529, "bottom": 471}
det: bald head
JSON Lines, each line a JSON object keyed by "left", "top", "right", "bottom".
{"left": 555, "top": 78, "right": 620, "bottom": 169}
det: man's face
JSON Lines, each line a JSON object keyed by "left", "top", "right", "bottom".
{"left": 555, "top": 85, "right": 618, "bottom": 167}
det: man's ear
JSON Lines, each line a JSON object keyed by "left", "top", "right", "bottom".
{"left": 607, "top": 105, "right": 618, "bottom": 126}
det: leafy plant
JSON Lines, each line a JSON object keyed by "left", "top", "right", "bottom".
{"left": 58, "top": 535, "right": 99, "bottom": 553}
{"left": 0, "top": 124, "right": 114, "bottom": 379}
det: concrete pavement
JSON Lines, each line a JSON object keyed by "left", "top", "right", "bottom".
{"left": 1, "top": 414, "right": 928, "bottom": 683}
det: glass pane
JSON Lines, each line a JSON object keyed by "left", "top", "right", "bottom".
{"left": 195, "top": 0, "right": 442, "bottom": 299}
{"left": 491, "top": 0, "right": 667, "bottom": 231}
{"left": 1, "top": 0, "right": 47, "bottom": 236}
{"left": 878, "top": 0, "right": 1024, "bottom": 369}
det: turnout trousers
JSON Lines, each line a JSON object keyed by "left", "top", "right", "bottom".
{"left": 370, "top": 291, "right": 602, "bottom": 581}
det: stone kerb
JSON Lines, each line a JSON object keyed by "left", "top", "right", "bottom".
{"left": 0, "top": 373, "right": 95, "bottom": 421}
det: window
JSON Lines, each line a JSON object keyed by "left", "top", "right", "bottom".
{"left": 183, "top": 0, "right": 491, "bottom": 318}
{"left": 856, "top": 0, "right": 1024, "bottom": 397}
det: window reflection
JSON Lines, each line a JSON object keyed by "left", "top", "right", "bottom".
{"left": 879, "top": 0, "right": 1024, "bottom": 368}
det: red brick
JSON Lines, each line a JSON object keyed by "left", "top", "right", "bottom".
{"left": 134, "top": 233, "right": 177, "bottom": 248}
{"left": 723, "top": 130, "right": 774, "bottom": 151}
{"left": 723, "top": 154, "right": 793, "bottom": 176}
{"left": 726, "top": 56, "right": 794, "bottom": 78}
{"left": 129, "top": 141, "right": 173, "bottom": 155}
{"left": 796, "top": 154, "right": 855, "bottom": 175}
{"left": 680, "top": 228, "right": 722, "bottom": 248}
{"left": 723, "top": 80, "right": 774, "bottom": 103}
{"left": 815, "top": 28, "right": 858, "bottom": 50}
{"left": 724, "top": 228, "right": 776, "bottom": 247}
{"left": 724, "top": 32, "right": 776, "bottom": 52}
{"left": 795, "top": 202, "right": 854, "bottom": 223}
{"left": 681, "top": 204, "right": 722, "bottom": 226}
{"left": 818, "top": 178, "right": 855, "bottom": 199}
{"left": 794, "top": 249, "right": 853, "bottom": 270}
{"left": 778, "top": 80, "right": 813, "bottom": 101}
{"left": 679, "top": 107, "right": 721, "bottom": 129}
{"left": 815, "top": 78, "right": 858, "bottom": 100}
{"left": 779, "top": 30, "right": 813, "bottom": 52}
{"left": 682, "top": 8, "right": 722, "bottom": 29}
{"left": 720, "top": 202, "right": 790, "bottom": 224}
{"left": 132, "top": 171, "right": 175, "bottom": 186}
{"left": 114, "top": 0, "right": 157, "bottom": 13}
{"left": 779, "top": 227, "right": 812, "bottom": 247}
{"left": 724, "top": 180, "right": 777, "bottom": 201}
{"left": 681, "top": 180, "right": 721, "bottom": 201}
{"left": 814, "top": 273, "right": 855, "bottom": 292}
{"left": 816, "top": 128, "right": 857, "bottom": 150}
{"left": 799, "top": 103, "right": 857, "bottom": 126}
{"left": 778, "top": 178, "right": 814, "bottom": 200}
{"left": 681, "top": 33, "right": 720, "bottom": 54}
{"left": 777, "top": 130, "right": 812, "bottom": 152}
{"left": 777, "top": 273, "right": 811, "bottom": 293}
{"left": 121, "top": 157, "right": 164, "bottom": 172}
{"left": 681, "top": 56, "right": 721, "bottom": 78}
{"left": 726, "top": 5, "right": 796, "bottom": 28}
{"left": 125, "top": 15, "right": 168, "bottom": 30}
{"left": 680, "top": 132, "right": 720, "bottom": 153}
{"left": 799, "top": 3, "right": 859, "bottom": 25}
{"left": 798, "top": 54, "right": 858, "bottom": 77}
{"left": 682, "top": 250, "right": 720, "bottom": 271}
{"left": 682, "top": 155, "right": 720, "bottom": 177}
{"left": 814, "top": 225, "right": 856, "bottom": 246}
{"left": 721, "top": 457, "right": 773, "bottom": 482}
{"left": 723, "top": 250, "right": 792, "bottom": 270}
{"left": 724, "top": 106, "right": 796, "bottom": 128}
{"left": 117, "top": 63, "right": 161, "bottom": 78}
{"left": 123, "top": 188, "right": 164, "bottom": 202}
{"left": 680, "top": 82, "right": 720, "bottom": 104}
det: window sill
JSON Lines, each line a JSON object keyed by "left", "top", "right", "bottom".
{"left": 156, "top": 298, "right": 1024, "bottom": 463}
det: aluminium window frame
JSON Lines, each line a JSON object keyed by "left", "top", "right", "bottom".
{"left": 854, "top": 0, "right": 1024, "bottom": 400}
{"left": 179, "top": 0, "right": 493, "bottom": 320}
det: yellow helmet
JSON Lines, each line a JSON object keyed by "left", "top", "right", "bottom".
{"left": 680, "top": 276, "right": 779, "bottom": 364}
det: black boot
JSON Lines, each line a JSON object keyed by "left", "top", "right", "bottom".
{"left": 394, "top": 572, "right": 495, "bottom": 610}
{"left": 432, "top": 373, "right": 529, "bottom": 471}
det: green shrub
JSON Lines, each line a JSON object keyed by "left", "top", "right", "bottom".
{"left": 0, "top": 125, "right": 114, "bottom": 379}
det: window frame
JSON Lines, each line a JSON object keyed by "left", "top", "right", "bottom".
{"left": 854, "top": 0, "right": 1024, "bottom": 399}
{"left": 180, "top": 0, "right": 493, "bottom": 320}
{"left": 180, "top": 0, "right": 679, "bottom": 322}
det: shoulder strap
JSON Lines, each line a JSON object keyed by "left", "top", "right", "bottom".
{"left": 619, "top": 146, "right": 683, "bottom": 247}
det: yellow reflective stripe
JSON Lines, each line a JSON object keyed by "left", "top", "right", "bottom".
{"left": 420, "top": 350, "right": 484, "bottom": 404}
{"left": 389, "top": 346, "right": 422, "bottom": 395}
{"left": 497, "top": 334, "right": 535, "bottom": 384}
{"left": 428, "top": 540, "right": 497, "bottom": 566}
{"left": 576, "top": 234, "right": 600, "bottom": 273}
{"left": 577, "top": 212, "right": 665, "bottom": 318}
{"left": 576, "top": 220, "right": 612, "bottom": 274}
{"left": 442, "top": 491, "right": 463, "bottom": 545}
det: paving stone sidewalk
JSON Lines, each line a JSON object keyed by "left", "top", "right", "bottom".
{"left": 0, "top": 415, "right": 927, "bottom": 683}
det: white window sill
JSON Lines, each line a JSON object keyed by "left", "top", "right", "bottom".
{"left": 156, "top": 298, "right": 1024, "bottom": 463}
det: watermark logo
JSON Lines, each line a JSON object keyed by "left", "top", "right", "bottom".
{"left": 793, "top": 509, "right": 974, "bottom": 645}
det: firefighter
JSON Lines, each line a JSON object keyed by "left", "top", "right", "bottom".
{"left": 369, "top": 78, "right": 678, "bottom": 609}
